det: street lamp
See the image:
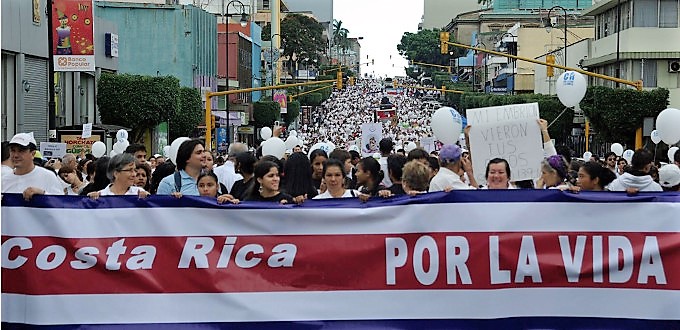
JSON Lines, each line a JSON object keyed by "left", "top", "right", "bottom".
{"left": 223, "top": 0, "right": 248, "bottom": 150}
{"left": 545, "top": 6, "right": 568, "bottom": 67}
{"left": 474, "top": 41, "right": 487, "bottom": 93}
{"left": 498, "top": 32, "right": 516, "bottom": 95}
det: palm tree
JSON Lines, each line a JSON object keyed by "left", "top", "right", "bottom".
{"left": 332, "top": 19, "right": 349, "bottom": 65}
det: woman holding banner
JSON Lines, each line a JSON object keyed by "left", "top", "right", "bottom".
{"left": 313, "top": 159, "right": 361, "bottom": 199}
{"left": 87, "top": 153, "right": 149, "bottom": 199}
{"left": 245, "top": 161, "right": 292, "bottom": 204}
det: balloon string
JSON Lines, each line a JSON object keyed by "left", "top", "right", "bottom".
{"left": 548, "top": 107, "right": 570, "bottom": 128}
{"left": 654, "top": 143, "right": 658, "bottom": 163}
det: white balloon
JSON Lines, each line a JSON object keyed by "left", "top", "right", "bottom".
{"left": 656, "top": 108, "right": 680, "bottom": 145}
{"left": 348, "top": 145, "right": 360, "bottom": 152}
{"left": 285, "top": 136, "right": 299, "bottom": 150}
{"left": 91, "top": 141, "right": 106, "bottom": 158}
{"left": 610, "top": 143, "right": 624, "bottom": 157}
{"left": 308, "top": 143, "right": 326, "bottom": 158}
{"left": 289, "top": 130, "right": 297, "bottom": 137}
{"left": 109, "top": 150, "right": 119, "bottom": 157}
{"left": 404, "top": 141, "right": 417, "bottom": 153}
{"left": 556, "top": 71, "right": 587, "bottom": 108}
{"left": 169, "top": 137, "right": 190, "bottom": 165}
{"left": 582, "top": 151, "right": 592, "bottom": 161}
{"left": 116, "top": 129, "right": 128, "bottom": 142}
{"left": 262, "top": 137, "right": 286, "bottom": 159}
{"left": 260, "top": 127, "right": 272, "bottom": 140}
{"left": 163, "top": 146, "right": 171, "bottom": 157}
{"left": 622, "top": 149, "right": 634, "bottom": 163}
{"left": 669, "top": 147, "right": 679, "bottom": 163}
{"left": 112, "top": 140, "right": 129, "bottom": 154}
{"left": 431, "top": 106, "right": 463, "bottom": 145}
{"left": 650, "top": 130, "right": 662, "bottom": 145}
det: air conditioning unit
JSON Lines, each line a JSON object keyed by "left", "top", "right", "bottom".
{"left": 669, "top": 60, "right": 680, "bottom": 73}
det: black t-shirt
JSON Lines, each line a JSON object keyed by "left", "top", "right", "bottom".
{"left": 245, "top": 192, "right": 293, "bottom": 203}
{"left": 389, "top": 183, "right": 406, "bottom": 195}
{"left": 230, "top": 178, "right": 254, "bottom": 200}
{"left": 312, "top": 178, "right": 322, "bottom": 191}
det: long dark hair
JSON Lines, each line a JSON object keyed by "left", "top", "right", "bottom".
{"left": 246, "top": 161, "right": 279, "bottom": 199}
{"left": 283, "top": 153, "right": 316, "bottom": 197}
{"left": 149, "top": 161, "right": 176, "bottom": 194}
{"left": 358, "top": 157, "right": 384, "bottom": 195}
{"left": 580, "top": 161, "right": 616, "bottom": 189}
{"left": 79, "top": 156, "right": 111, "bottom": 195}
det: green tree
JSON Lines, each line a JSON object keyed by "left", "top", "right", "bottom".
{"left": 280, "top": 14, "right": 325, "bottom": 68}
{"left": 580, "top": 87, "right": 669, "bottom": 146}
{"left": 169, "top": 87, "right": 203, "bottom": 140}
{"left": 97, "top": 73, "right": 179, "bottom": 143}
{"left": 397, "top": 29, "right": 461, "bottom": 79}
{"left": 253, "top": 101, "right": 280, "bottom": 128}
{"left": 284, "top": 101, "right": 300, "bottom": 125}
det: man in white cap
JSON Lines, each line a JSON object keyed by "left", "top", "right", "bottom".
{"left": 658, "top": 164, "right": 680, "bottom": 192}
{"left": 2, "top": 133, "right": 64, "bottom": 199}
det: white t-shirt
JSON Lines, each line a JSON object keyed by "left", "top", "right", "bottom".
{"left": 99, "top": 185, "right": 147, "bottom": 196}
{"left": 1, "top": 166, "right": 65, "bottom": 195}
{"left": 313, "top": 189, "right": 361, "bottom": 199}
{"left": 428, "top": 167, "right": 474, "bottom": 192}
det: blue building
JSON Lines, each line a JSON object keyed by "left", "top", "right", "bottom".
{"left": 95, "top": 2, "right": 217, "bottom": 90}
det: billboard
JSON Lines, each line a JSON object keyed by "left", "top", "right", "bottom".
{"left": 52, "top": 0, "right": 95, "bottom": 71}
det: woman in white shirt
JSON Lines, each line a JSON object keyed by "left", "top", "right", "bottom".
{"left": 313, "top": 159, "right": 360, "bottom": 199}
{"left": 88, "top": 153, "right": 149, "bottom": 199}
{"left": 481, "top": 158, "right": 517, "bottom": 189}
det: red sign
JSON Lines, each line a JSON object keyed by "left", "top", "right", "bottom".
{"left": 52, "top": 0, "right": 95, "bottom": 71}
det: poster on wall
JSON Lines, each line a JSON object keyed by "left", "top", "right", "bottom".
{"left": 52, "top": 0, "right": 95, "bottom": 72}
{"left": 33, "top": 0, "right": 42, "bottom": 25}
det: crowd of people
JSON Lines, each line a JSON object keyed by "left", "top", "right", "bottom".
{"left": 296, "top": 79, "right": 437, "bottom": 151}
{"left": 3, "top": 80, "right": 680, "bottom": 203}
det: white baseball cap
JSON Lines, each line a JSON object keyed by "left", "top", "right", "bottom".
{"left": 659, "top": 164, "right": 680, "bottom": 188}
{"left": 9, "top": 132, "right": 37, "bottom": 149}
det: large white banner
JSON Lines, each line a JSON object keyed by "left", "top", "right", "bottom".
{"left": 2, "top": 192, "right": 680, "bottom": 328}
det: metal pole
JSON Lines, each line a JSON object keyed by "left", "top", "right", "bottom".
{"left": 226, "top": 12, "right": 230, "bottom": 150}
{"left": 563, "top": 8, "right": 568, "bottom": 68}
{"left": 616, "top": 0, "right": 621, "bottom": 87}
{"left": 47, "top": 0, "right": 57, "bottom": 140}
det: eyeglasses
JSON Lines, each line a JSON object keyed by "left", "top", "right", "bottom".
{"left": 607, "top": 158, "right": 616, "bottom": 161}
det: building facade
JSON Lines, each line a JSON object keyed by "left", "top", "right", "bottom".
{"left": 2, "top": 0, "right": 119, "bottom": 143}
{"left": 421, "top": 0, "right": 482, "bottom": 30}
{"left": 445, "top": 0, "right": 594, "bottom": 93}
{"left": 581, "top": 0, "right": 680, "bottom": 106}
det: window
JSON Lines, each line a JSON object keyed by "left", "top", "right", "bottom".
{"left": 632, "top": 59, "right": 658, "bottom": 87}
{"left": 633, "top": 0, "right": 659, "bottom": 27}
{"left": 660, "top": 0, "right": 679, "bottom": 27}
{"left": 262, "top": 0, "right": 269, "bottom": 10}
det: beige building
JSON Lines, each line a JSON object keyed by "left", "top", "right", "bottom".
{"left": 580, "top": 0, "right": 680, "bottom": 107}
{"left": 446, "top": 9, "right": 594, "bottom": 93}
{"left": 421, "top": 0, "right": 483, "bottom": 30}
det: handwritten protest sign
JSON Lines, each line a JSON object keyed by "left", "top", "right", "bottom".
{"left": 468, "top": 118, "right": 543, "bottom": 184}
{"left": 467, "top": 103, "right": 540, "bottom": 126}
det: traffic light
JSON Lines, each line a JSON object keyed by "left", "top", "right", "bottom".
{"left": 392, "top": 80, "right": 397, "bottom": 88}
{"left": 440, "top": 31, "right": 449, "bottom": 55}
{"left": 211, "top": 115, "right": 220, "bottom": 129}
{"left": 372, "top": 59, "right": 375, "bottom": 65}
{"left": 336, "top": 70, "right": 343, "bottom": 90}
{"left": 349, "top": 77, "right": 355, "bottom": 85}
{"left": 546, "top": 54, "right": 556, "bottom": 77}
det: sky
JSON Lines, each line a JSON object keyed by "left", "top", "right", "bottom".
{"left": 334, "top": 0, "right": 424, "bottom": 78}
